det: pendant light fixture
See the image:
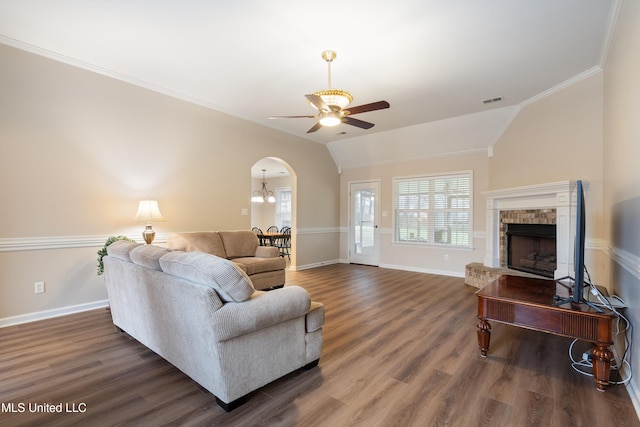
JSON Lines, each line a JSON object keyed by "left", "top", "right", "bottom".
{"left": 251, "top": 169, "right": 276, "bottom": 203}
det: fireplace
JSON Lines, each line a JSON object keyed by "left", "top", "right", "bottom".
{"left": 483, "top": 181, "right": 578, "bottom": 280}
{"left": 506, "top": 223, "right": 556, "bottom": 277}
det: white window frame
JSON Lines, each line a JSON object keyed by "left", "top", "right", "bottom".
{"left": 393, "top": 171, "right": 473, "bottom": 248}
{"left": 275, "top": 187, "right": 291, "bottom": 229}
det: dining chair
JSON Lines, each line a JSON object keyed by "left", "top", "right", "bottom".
{"left": 275, "top": 227, "right": 291, "bottom": 260}
{"left": 266, "top": 226, "right": 279, "bottom": 233}
{"left": 251, "top": 227, "right": 266, "bottom": 246}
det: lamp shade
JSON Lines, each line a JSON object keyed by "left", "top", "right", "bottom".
{"left": 134, "top": 200, "right": 166, "bottom": 224}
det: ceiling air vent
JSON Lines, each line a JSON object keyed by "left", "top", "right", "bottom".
{"left": 483, "top": 96, "right": 503, "bottom": 104}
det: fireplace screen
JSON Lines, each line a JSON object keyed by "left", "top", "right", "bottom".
{"left": 506, "top": 223, "right": 556, "bottom": 277}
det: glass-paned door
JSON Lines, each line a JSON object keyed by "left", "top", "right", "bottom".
{"left": 349, "top": 181, "right": 380, "bottom": 266}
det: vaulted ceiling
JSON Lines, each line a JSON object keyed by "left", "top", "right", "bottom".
{"left": 0, "top": 0, "right": 617, "bottom": 171}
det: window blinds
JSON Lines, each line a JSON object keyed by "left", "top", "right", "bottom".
{"left": 394, "top": 173, "right": 471, "bottom": 247}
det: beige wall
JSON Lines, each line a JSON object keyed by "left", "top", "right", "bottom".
{"left": 603, "top": 0, "right": 640, "bottom": 398}
{"left": 490, "top": 73, "right": 607, "bottom": 286}
{"left": 338, "top": 74, "right": 607, "bottom": 280}
{"left": 340, "top": 151, "right": 490, "bottom": 276}
{"left": 0, "top": 44, "right": 339, "bottom": 322}
{"left": 489, "top": 73, "right": 604, "bottom": 194}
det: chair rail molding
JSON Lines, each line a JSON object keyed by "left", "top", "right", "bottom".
{"left": 611, "top": 245, "right": 640, "bottom": 281}
{"left": 296, "top": 227, "right": 341, "bottom": 235}
{"left": 0, "top": 233, "right": 168, "bottom": 252}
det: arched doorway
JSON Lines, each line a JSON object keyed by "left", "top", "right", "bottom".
{"left": 251, "top": 157, "right": 296, "bottom": 266}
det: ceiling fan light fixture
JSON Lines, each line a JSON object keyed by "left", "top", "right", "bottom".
{"left": 318, "top": 111, "right": 341, "bottom": 127}
{"left": 312, "top": 89, "right": 353, "bottom": 110}
{"left": 270, "top": 50, "right": 389, "bottom": 133}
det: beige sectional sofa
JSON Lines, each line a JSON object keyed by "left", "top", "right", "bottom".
{"left": 103, "top": 240, "right": 324, "bottom": 411}
{"left": 166, "top": 231, "right": 285, "bottom": 290}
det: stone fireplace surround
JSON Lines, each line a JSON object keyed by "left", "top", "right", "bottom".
{"left": 483, "top": 181, "right": 578, "bottom": 280}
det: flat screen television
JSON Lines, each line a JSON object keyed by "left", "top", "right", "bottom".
{"left": 554, "top": 180, "right": 601, "bottom": 311}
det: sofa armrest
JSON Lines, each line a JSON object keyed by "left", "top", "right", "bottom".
{"left": 255, "top": 246, "right": 280, "bottom": 258}
{"left": 211, "top": 286, "right": 310, "bottom": 342}
{"left": 306, "top": 301, "right": 325, "bottom": 333}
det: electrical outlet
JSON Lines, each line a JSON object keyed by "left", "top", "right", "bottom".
{"left": 444, "top": 254, "right": 449, "bottom": 261}
{"left": 582, "top": 351, "right": 593, "bottom": 362}
{"left": 34, "top": 281, "right": 45, "bottom": 294}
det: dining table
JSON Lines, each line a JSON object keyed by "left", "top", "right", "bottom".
{"left": 258, "top": 232, "right": 284, "bottom": 246}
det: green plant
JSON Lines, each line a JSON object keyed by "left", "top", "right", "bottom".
{"left": 97, "top": 235, "right": 134, "bottom": 275}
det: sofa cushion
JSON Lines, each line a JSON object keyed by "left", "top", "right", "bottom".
{"left": 106, "top": 240, "right": 142, "bottom": 261}
{"left": 159, "top": 251, "right": 255, "bottom": 302}
{"left": 232, "top": 256, "right": 286, "bottom": 275}
{"left": 130, "top": 245, "right": 172, "bottom": 271}
{"left": 247, "top": 270, "right": 285, "bottom": 290}
{"left": 255, "top": 245, "right": 280, "bottom": 258}
{"left": 166, "top": 232, "right": 227, "bottom": 258}
{"left": 218, "top": 231, "right": 259, "bottom": 259}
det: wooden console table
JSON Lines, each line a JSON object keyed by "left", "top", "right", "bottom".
{"left": 476, "top": 275, "right": 615, "bottom": 390}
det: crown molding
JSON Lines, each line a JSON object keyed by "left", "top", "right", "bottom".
{"left": 599, "top": 0, "right": 622, "bottom": 66}
{"left": 520, "top": 66, "right": 602, "bottom": 109}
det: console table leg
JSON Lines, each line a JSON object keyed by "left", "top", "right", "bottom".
{"left": 592, "top": 344, "right": 614, "bottom": 391}
{"left": 477, "top": 318, "right": 491, "bottom": 357}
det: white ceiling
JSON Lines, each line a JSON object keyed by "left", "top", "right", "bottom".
{"left": 0, "top": 0, "right": 617, "bottom": 172}
{"left": 253, "top": 158, "right": 290, "bottom": 179}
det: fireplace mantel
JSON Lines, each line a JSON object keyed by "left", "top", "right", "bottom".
{"left": 483, "top": 181, "right": 577, "bottom": 279}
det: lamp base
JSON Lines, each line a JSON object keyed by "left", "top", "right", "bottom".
{"left": 142, "top": 225, "right": 155, "bottom": 244}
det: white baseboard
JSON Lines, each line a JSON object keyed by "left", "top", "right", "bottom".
{"left": 610, "top": 341, "right": 640, "bottom": 420}
{"left": 379, "top": 263, "right": 466, "bottom": 278}
{"left": 289, "top": 259, "right": 342, "bottom": 271}
{"left": 628, "top": 379, "right": 640, "bottom": 421}
{"left": 292, "top": 260, "right": 465, "bottom": 278}
{"left": 0, "top": 300, "right": 109, "bottom": 328}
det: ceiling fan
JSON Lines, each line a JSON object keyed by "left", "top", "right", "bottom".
{"left": 269, "top": 50, "right": 390, "bottom": 133}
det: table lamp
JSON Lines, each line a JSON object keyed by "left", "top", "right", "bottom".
{"left": 134, "top": 200, "right": 166, "bottom": 244}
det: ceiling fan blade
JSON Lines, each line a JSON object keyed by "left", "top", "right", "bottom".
{"left": 345, "top": 100, "right": 390, "bottom": 115}
{"left": 305, "top": 94, "right": 331, "bottom": 112}
{"left": 342, "top": 116, "right": 375, "bottom": 130}
{"left": 306, "top": 122, "right": 323, "bottom": 133}
{"left": 268, "top": 115, "right": 316, "bottom": 119}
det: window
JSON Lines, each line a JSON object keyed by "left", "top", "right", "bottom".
{"left": 275, "top": 187, "right": 291, "bottom": 229}
{"left": 394, "top": 172, "right": 472, "bottom": 247}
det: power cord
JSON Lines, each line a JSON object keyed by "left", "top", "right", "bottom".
{"left": 567, "top": 267, "right": 633, "bottom": 386}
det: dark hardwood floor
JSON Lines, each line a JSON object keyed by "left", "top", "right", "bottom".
{"left": 1, "top": 264, "right": 638, "bottom": 426}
